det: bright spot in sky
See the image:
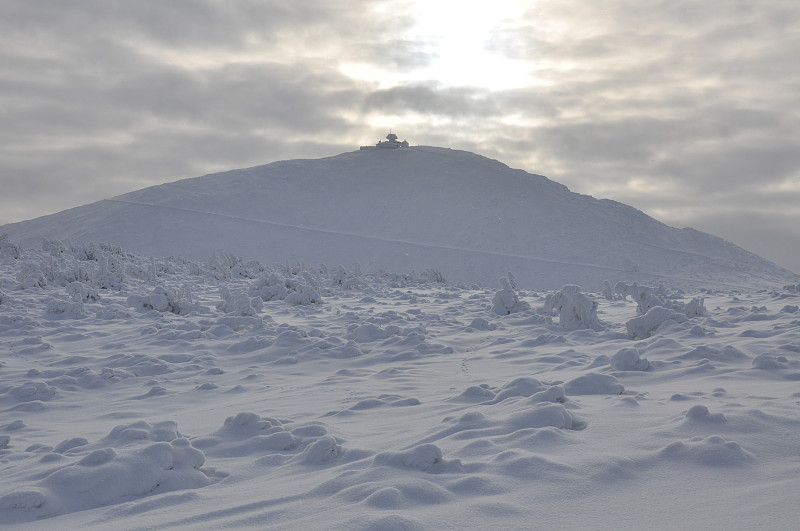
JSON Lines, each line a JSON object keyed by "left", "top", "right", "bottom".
{"left": 344, "top": 0, "right": 535, "bottom": 90}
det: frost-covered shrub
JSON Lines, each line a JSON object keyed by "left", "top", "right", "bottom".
{"left": 616, "top": 282, "right": 705, "bottom": 317}
{"left": 126, "top": 258, "right": 157, "bottom": 282}
{"left": 285, "top": 284, "right": 322, "bottom": 306}
{"left": 625, "top": 306, "right": 686, "bottom": 339}
{"left": 422, "top": 269, "right": 446, "bottom": 283}
{"left": 331, "top": 265, "right": 363, "bottom": 290}
{"left": 127, "top": 286, "right": 201, "bottom": 315}
{"left": 602, "top": 280, "right": 615, "bottom": 301}
{"left": 70, "top": 242, "right": 101, "bottom": 261}
{"left": 615, "top": 282, "right": 664, "bottom": 315}
{"left": 42, "top": 238, "right": 66, "bottom": 256}
{"left": 16, "top": 266, "right": 47, "bottom": 290}
{"left": 45, "top": 297, "right": 88, "bottom": 319}
{"left": 208, "top": 253, "right": 265, "bottom": 279}
{"left": 490, "top": 276, "right": 530, "bottom": 315}
{"left": 59, "top": 262, "right": 92, "bottom": 286}
{"left": 209, "top": 253, "right": 242, "bottom": 279}
{"left": 681, "top": 297, "right": 706, "bottom": 317}
{"left": 217, "top": 286, "right": 263, "bottom": 316}
{"left": 543, "top": 285, "right": 603, "bottom": 331}
{"left": 35, "top": 254, "right": 92, "bottom": 288}
{"left": 94, "top": 254, "right": 126, "bottom": 290}
{"left": 249, "top": 272, "right": 322, "bottom": 305}
{"left": 66, "top": 281, "right": 99, "bottom": 303}
{"left": 0, "top": 234, "right": 21, "bottom": 259}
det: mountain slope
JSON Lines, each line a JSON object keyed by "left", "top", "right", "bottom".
{"left": 2, "top": 146, "right": 796, "bottom": 289}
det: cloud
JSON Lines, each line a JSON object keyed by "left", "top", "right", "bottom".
{"left": 364, "top": 83, "right": 499, "bottom": 118}
{"left": 1, "top": 0, "right": 799, "bottom": 272}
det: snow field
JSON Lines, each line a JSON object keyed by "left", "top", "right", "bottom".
{"left": 1, "top": 239, "right": 799, "bottom": 529}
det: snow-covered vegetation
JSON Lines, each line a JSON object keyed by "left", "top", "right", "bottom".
{"left": 2, "top": 236, "right": 799, "bottom": 529}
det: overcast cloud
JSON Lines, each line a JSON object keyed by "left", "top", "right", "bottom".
{"left": 1, "top": 0, "right": 798, "bottom": 272}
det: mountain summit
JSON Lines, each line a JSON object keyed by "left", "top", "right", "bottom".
{"left": 2, "top": 146, "right": 796, "bottom": 289}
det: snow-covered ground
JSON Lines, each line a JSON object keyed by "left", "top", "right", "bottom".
{"left": 2, "top": 238, "right": 799, "bottom": 529}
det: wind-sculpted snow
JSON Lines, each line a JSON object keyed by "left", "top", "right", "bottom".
{"left": 0, "top": 239, "right": 799, "bottom": 529}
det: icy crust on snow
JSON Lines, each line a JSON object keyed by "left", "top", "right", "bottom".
{"left": 1, "top": 239, "right": 800, "bottom": 528}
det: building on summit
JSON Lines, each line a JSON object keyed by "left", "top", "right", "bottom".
{"left": 360, "top": 131, "right": 410, "bottom": 150}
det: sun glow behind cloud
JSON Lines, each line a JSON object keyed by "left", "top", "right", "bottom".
{"left": 343, "top": 0, "right": 535, "bottom": 91}
{"left": 3, "top": 0, "right": 800, "bottom": 272}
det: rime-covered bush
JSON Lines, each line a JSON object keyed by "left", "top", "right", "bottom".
{"left": 331, "top": 265, "right": 363, "bottom": 290}
{"left": 625, "top": 306, "right": 686, "bottom": 339}
{"left": 126, "top": 258, "right": 157, "bottom": 282}
{"left": 421, "top": 269, "right": 446, "bottom": 283}
{"left": 66, "top": 281, "right": 99, "bottom": 303}
{"left": 32, "top": 254, "right": 91, "bottom": 288}
{"left": 543, "top": 285, "right": 603, "bottom": 330}
{"left": 615, "top": 282, "right": 664, "bottom": 315}
{"left": 490, "top": 275, "right": 530, "bottom": 315}
{"left": 209, "top": 253, "right": 241, "bottom": 280}
{"left": 602, "top": 280, "right": 615, "bottom": 301}
{"left": 42, "top": 238, "right": 67, "bottom": 256}
{"left": 0, "top": 234, "right": 21, "bottom": 259}
{"left": 208, "top": 253, "right": 264, "bottom": 280}
{"left": 45, "top": 297, "right": 88, "bottom": 319}
{"left": 680, "top": 297, "right": 706, "bottom": 317}
{"left": 249, "top": 272, "right": 322, "bottom": 305}
{"left": 217, "top": 286, "right": 263, "bottom": 316}
{"left": 16, "top": 266, "right": 47, "bottom": 290}
{"left": 127, "top": 286, "right": 201, "bottom": 315}
{"left": 70, "top": 242, "right": 101, "bottom": 261}
{"left": 93, "top": 254, "right": 126, "bottom": 290}
{"left": 616, "top": 282, "right": 705, "bottom": 318}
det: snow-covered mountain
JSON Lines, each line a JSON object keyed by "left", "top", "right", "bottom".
{"left": 3, "top": 146, "right": 796, "bottom": 289}
{"left": 2, "top": 147, "right": 800, "bottom": 529}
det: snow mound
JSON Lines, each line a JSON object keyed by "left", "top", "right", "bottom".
{"left": 660, "top": 435, "right": 754, "bottom": 466}
{"left": 373, "top": 443, "right": 450, "bottom": 473}
{"left": 610, "top": 348, "right": 651, "bottom": 371}
{"left": 563, "top": 373, "right": 625, "bottom": 395}
{"left": 192, "top": 412, "right": 342, "bottom": 464}
{"left": 0, "top": 422, "right": 214, "bottom": 523}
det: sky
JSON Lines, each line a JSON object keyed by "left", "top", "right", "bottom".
{"left": 1, "top": 0, "right": 799, "bottom": 273}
